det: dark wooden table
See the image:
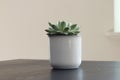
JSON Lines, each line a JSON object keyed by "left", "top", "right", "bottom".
{"left": 0, "top": 59, "right": 120, "bottom": 80}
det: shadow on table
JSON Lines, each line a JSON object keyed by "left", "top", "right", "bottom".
{"left": 50, "top": 68, "right": 83, "bottom": 80}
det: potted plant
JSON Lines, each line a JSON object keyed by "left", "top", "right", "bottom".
{"left": 45, "top": 21, "right": 81, "bottom": 69}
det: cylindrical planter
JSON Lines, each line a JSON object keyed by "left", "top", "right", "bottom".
{"left": 49, "top": 35, "right": 82, "bottom": 69}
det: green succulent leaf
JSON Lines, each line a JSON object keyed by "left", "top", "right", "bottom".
{"left": 58, "top": 21, "right": 61, "bottom": 28}
{"left": 60, "top": 21, "right": 66, "bottom": 30}
{"left": 64, "top": 27, "right": 69, "bottom": 32}
{"left": 45, "top": 29, "right": 55, "bottom": 33}
{"left": 75, "top": 26, "right": 79, "bottom": 30}
{"left": 45, "top": 29, "right": 50, "bottom": 32}
{"left": 48, "top": 22, "right": 58, "bottom": 30}
{"left": 45, "top": 21, "right": 80, "bottom": 36}
{"left": 48, "top": 28, "right": 54, "bottom": 31}
{"left": 70, "top": 24, "right": 77, "bottom": 30}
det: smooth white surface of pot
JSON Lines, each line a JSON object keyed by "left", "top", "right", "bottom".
{"left": 49, "top": 35, "right": 81, "bottom": 69}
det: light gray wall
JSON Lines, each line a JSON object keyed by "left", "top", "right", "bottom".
{"left": 0, "top": 0, "right": 119, "bottom": 61}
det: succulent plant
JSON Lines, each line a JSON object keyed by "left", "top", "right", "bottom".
{"left": 45, "top": 21, "right": 80, "bottom": 36}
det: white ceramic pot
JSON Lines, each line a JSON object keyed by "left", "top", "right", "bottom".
{"left": 49, "top": 35, "right": 82, "bottom": 69}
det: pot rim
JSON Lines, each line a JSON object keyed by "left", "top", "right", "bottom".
{"left": 47, "top": 34, "right": 81, "bottom": 37}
